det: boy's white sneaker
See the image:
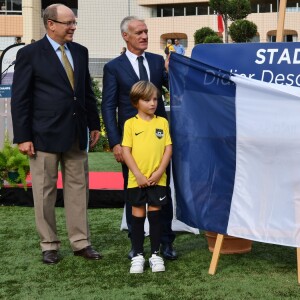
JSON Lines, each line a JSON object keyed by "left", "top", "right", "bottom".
{"left": 149, "top": 254, "right": 165, "bottom": 272}
{"left": 130, "top": 254, "right": 145, "bottom": 274}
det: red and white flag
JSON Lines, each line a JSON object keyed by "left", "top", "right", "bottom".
{"left": 217, "top": 13, "right": 224, "bottom": 33}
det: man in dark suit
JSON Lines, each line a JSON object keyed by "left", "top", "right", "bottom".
{"left": 102, "top": 16, "right": 177, "bottom": 260}
{"left": 11, "top": 4, "right": 101, "bottom": 264}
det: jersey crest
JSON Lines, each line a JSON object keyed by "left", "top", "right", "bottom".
{"left": 155, "top": 129, "right": 164, "bottom": 139}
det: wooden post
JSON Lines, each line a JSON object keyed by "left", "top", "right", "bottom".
{"left": 276, "top": 0, "right": 287, "bottom": 42}
{"left": 297, "top": 248, "right": 300, "bottom": 284}
{"left": 208, "top": 233, "right": 224, "bottom": 275}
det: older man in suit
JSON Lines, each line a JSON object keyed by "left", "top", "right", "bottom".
{"left": 102, "top": 16, "right": 177, "bottom": 260}
{"left": 11, "top": 3, "right": 101, "bottom": 264}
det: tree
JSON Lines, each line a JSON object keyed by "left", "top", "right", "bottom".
{"left": 209, "top": 0, "right": 251, "bottom": 43}
{"left": 194, "top": 27, "right": 218, "bottom": 44}
{"left": 229, "top": 19, "right": 257, "bottom": 43}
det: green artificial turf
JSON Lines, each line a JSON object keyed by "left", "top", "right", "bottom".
{"left": 0, "top": 206, "right": 300, "bottom": 300}
{"left": 88, "top": 152, "right": 121, "bottom": 172}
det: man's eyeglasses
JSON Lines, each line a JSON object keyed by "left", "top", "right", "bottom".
{"left": 49, "top": 19, "right": 77, "bottom": 27}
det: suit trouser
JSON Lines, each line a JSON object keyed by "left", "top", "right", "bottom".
{"left": 122, "top": 163, "right": 176, "bottom": 245}
{"left": 30, "top": 141, "right": 90, "bottom": 252}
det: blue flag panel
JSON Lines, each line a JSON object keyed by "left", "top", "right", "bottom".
{"left": 169, "top": 54, "right": 236, "bottom": 234}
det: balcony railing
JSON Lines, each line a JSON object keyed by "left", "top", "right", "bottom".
{"left": 0, "top": 9, "right": 22, "bottom": 15}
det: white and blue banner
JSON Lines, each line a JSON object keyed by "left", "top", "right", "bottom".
{"left": 169, "top": 53, "right": 300, "bottom": 247}
{"left": 192, "top": 42, "right": 300, "bottom": 87}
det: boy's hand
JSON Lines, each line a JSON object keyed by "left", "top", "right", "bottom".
{"left": 148, "top": 170, "right": 163, "bottom": 185}
{"left": 136, "top": 174, "right": 149, "bottom": 188}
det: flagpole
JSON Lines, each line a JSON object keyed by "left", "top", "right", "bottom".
{"left": 276, "top": 0, "right": 287, "bottom": 42}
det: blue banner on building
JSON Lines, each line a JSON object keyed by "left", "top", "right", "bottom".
{"left": 192, "top": 42, "right": 300, "bottom": 87}
{"left": 0, "top": 85, "right": 11, "bottom": 98}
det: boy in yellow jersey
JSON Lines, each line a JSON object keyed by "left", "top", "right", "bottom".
{"left": 122, "top": 81, "right": 172, "bottom": 273}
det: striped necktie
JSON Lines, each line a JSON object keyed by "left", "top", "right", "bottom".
{"left": 137, "top": 56, "right": 149, "bottom": 81}
{"left": 59, "top": 45, "right": 74, "bottom": 89}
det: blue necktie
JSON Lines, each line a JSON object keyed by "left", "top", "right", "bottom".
{"left": 137, "top": 56, "right": 149, "bottom": 81}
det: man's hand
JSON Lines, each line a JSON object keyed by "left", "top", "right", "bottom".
{"left": 113, "top": 144, "right": 124, "bottom": 163}
{"left": 18, "top": 142, "right": 35, "bottom": 157}
{"left": 90, "top": 130, "right": 100, "bottom": 148}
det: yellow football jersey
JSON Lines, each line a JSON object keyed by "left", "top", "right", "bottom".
{"left": 122, "top": 115, "right": 172, "bottom": 188}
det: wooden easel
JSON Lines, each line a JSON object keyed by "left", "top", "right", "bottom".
{"left": 208, "top": 233, "right": 224, "bottom": 275}
{"left": 208, "top": 234, "right": 300, "bottom": 284}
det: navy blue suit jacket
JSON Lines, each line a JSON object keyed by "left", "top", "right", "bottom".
{"left": 101, "top": 52, "right": 168, "bottom": 148}
{"left": 11, "top": 36, "right": 100, "bottom": 152}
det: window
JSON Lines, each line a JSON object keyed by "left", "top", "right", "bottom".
{"left": 251, "top": 0, "right": 278, "bottom": 13}
{"left": 269, "top": 34, "right": 298, "bottom": 42}
{"left": 198, "top": 4, "right": 209, "bottom": 15}
{"left": 158, "top": 4, "right": 198, "bottom": 17}
{"left": 186, "top": 4, "right": 196, "bottom": 16}
{"left": 42, "top": 0, "right": 78, "bottom": 16}
{"left": 0, "top": 0, "right": 22, "bottom": 15}
{"left": 251, "top": 3, "right": 258, "bottom": 13}
{"left": 259, "top": 3, "right": 271, "bottom": 13}
{"left": 174, "top": 5, "right": 184, "bottom": 17}
{"left": 42, "top": 0, "right": 77, "bottom": 9}
{"left": 159, "top": 6, "right": 172, "bottom": 17}
{"left": 286, "top": 0, "right": 300, "bottom": 12}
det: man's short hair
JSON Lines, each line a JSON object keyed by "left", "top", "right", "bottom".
{"left": 120, "top": 16, "right": 144, "bottom": 34}
{"left": 167, "top": 39, "right": 172, "bottom": 44}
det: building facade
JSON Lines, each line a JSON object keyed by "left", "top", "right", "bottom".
{"left": 1, "top": 0, "right": 300, "bottom": 77}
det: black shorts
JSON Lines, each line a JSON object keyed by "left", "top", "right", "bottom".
{"left": 127, "top": 186, "right": 168, "bottom": 207}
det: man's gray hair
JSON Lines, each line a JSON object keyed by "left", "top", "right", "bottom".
{"left": 167, "top": 39, "right": 172, "bottom": 44}
{"left": 120, "top": 16, "right": 144, "bottom": 34}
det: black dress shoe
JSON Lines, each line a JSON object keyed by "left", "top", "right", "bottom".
{"left": 42, "top": 250, "right": 59, "bottom": 264}
{"left": 161, "top": 244, "right": 178, "bottom": 260}
{"left": 74, "top": 246, "right": 102, "bottom": 260}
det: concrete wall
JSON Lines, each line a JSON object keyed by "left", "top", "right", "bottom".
{"left": 0, "top": 16, "right": 23, "bottom": 36}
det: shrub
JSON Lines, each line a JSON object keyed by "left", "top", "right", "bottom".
{"left": 204, "top": 35, "right": 223, "bottom": 43}
{"left": 90, "top": 78, "right": 110, "bottom": 152}
{"left": 0, "top": 135, "right": 30, "bottom": 189}
{"left": 194, "top": 27, "right": 218, "bottom": 44}
{"left": 229, "top": 19, "right": 257, "bottom": 43}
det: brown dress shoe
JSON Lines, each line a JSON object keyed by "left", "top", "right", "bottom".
{"left": 74, "top": 246, "right": 102, "bottom": 260}
{"left": 42, "top": 250, "right": 59, "bottom": 264}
